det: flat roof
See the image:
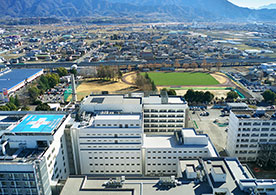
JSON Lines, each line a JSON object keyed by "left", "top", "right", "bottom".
{"left": 0, "top": 69, "right": 43, "bottom": 92}
{"left": 142, "top": 95, "right": 186, "bottom": 104}
{"left": 95, "top": 114, "right": 140, "bottom": 121}
{"left": 61, "top": 176, "right": 212, "bottom": 195}
{"left": 231, "top": 109, "right": 276, "bottom": 120}
{"left": 83, "top": 95, "right": 141, "bottom": 105}
{"left": 203, "top": 158, "right": 247, "bottom": 194}
{"left": 11, "top": 114, "right": 65, "bottom": 133}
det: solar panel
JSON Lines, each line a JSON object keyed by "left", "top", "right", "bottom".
{"left": 91, "top": 98, "right": 104, "bottom": 103}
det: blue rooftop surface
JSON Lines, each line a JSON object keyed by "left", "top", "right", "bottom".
{"left": 11, "top": 114, "right": 65, "bottom": 133}
{"left": 0, "top": 69, "right": 43, "bottom": 92}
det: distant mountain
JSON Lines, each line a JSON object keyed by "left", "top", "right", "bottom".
{"left": 259, "top": 4, "right": 276, "bottom": 9}
{"left": 0, "top": 0, "right": 276, "bottom": 22}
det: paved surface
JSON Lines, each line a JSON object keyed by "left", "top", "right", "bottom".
{"left": 188, "top": 108, "right": 228, "bottom": 154}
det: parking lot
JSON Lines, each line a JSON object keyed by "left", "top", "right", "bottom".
{"left": 188, "top": 107, "right": 229, "bottom": 154}
{"left": 39, "top": 83, "right": 69, "bottom": 104}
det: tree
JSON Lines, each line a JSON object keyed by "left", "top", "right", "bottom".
{"left": 161, "top": 88, "right": 176, "bottom": 96}
{"left": 35, "top": 103, "right": 51, "bottom": 111}
{"left": 57, "top": 67, "right": 68, "bottom": 77}
{"left": 6, "top": 102, "right": 17, "bottom": 111}
{"left": 184, "top": 89, "right": 214, "bottom": 103}
{"left": 117, "top": 70, "right": 123, "bottom": 80}
{"left": 28, "top": 86, "right": 40, "bottom": 101}
{"left": 168, "top": 89, "right": 176, "bottom": 96}
{"left": 21, "top": 105, "right": 30, "bottom": 111}
{"left": 151, "top": 81, "right": 157, "bottom": 91}
{"left": 70, "top": 68, "right": 77, "bottom": 77}
{"left": 191, "top": 62, "right": 198, "bottom": 70}
{"left": 201, "top": 59, "right": 207, "bottom": 71}
{"left": 216, "top": 57, "right": 222, "bottom": 72}
{"left": 203, "top": 91, "right": 214, "bottom": 103}
{"left": 184, "top": 89, "right": 195, "bottom": 102}
{"left": 14, "top": 95, "right": 20, "bottom": 107}
{"left": 262, "top": 90, "right": 276, "bottom": 104}
{"left": 0, "top": 106, "right": 10, "bottom": 111}
{"left": 45, "top": 73, "right": 60, "bottom": 88}
{"left": 174, "top": 59, "right": 180, "bottom": 68}
{"left": 226, "top": 91, "right": 239, "bottom": 101}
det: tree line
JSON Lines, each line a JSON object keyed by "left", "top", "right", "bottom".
{"left": 97, "top": 65, "right": 123, "bottom": 81}
{"left": 135, "top": 72, "right": 157, "bottom": 91}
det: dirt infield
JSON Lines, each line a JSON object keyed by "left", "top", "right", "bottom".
{"left": 67, "top": 78, "right": 136, "bottom": 101}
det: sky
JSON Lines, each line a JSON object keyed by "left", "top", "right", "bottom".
{"left": 228, "top": 0, "right": 276, "bottom": 8}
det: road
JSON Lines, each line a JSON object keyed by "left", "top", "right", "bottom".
{"left": 7, "top": 57, "right": 276, "bottom": 69}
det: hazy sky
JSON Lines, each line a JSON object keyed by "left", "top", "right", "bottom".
{"left": 228, "top": 0, "right": 276, "bottom": 8}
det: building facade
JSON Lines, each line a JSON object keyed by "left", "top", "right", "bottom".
{"left": 226, "top": 109, "right": 276, "bottom": 162}
{"left": 0, "top": 113, "right": 71, "bottom": 195}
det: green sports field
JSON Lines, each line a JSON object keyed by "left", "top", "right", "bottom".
{"left": 142, "top": 72, "right": 219, "bottom": 86}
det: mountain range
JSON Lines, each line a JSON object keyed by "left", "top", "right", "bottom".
{"left": 259, "top": 4, "right": 276, "bottom": 10}
{"left": 0, "top": 0, "right": 276, "bottom": 22}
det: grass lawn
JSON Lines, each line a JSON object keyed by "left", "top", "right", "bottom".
{"left": 142, "top": 72, "right": 219, "bottom": 86}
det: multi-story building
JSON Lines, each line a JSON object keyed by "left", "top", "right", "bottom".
{"left": 142, "top": 94, "right": 188, "bottom": 133}
{"left": 0, "top": 113, "right": 71, "bottom": 195}
{"left": 71, "top": 113, "right": 143, "bottom": 176}
{"left": 61, "top": 157, "right": 276, "bottom": 195}
{"left": 226, "top": 109, "right": 276, "bottom": 162}
{"left": 143, "top": 128, "right": 218, "bottom": 176}
{"left": 70, "top": 93, "right": 217, "bottom": 177}
{"left": 79, "top": 93, "right": 188, "bottom": 134}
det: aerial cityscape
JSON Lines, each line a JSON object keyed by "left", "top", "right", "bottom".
{"left": 1, "top": 0, "right": 276, "bottom": 195}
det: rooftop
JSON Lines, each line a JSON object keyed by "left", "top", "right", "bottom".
{"left": 94, "top": 114, "right": 141, "bottom": 121}
{"left": 61, "top": 176, "right": 211, "bottom": 195}
{"left": 0, "top": 147, "right": 45, "bottom": 164}
{"left": 83, "top": 95, "right": 141, "bottom": 106}
{"left": 11, "top": 114, "right": 65, "bottom": 134}
{"left": 231, "top": 109, "right": 276, "bottom": 120}
{"left": 142, "top": 95, "right": 186, "bottom": 104}
{"left": 0, "top": 68, "right": 43, "bottom": 92}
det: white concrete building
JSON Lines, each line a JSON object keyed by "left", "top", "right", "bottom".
{"left": 71, "top": 113, "right": 143, "bottom": 176}
{"left": 0, "top": 113, "right": 71, "bottom": 195}
{"left": 143, "top": 129, "right": 218, "bottom": 176}
{"left": 80, "top": 93, "right": 188, "bottom": 134}
{"left": 226, "top": 109, "right": 276, "bottom": 162}
{"left": 143, "top": 95, "right": 188, "bottom": 133}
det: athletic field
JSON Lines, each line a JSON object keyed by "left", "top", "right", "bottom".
{"left": 142, "top": 72, "right": 219, "bottom": 86}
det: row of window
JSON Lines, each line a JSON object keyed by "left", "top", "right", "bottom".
{"left": 239, "top": 128, "right": 276, "bottom": 132}
{"left": 144, "top": 119, "right": 184, "bottom": 123}
{"left": 84, "top": 133, "right": 141, "bottom": 136}
{"left": 89, "top": 156, "right": 140, "bottom": 160}
{"left": 95, "top": 124, "right": 139, "bottom": 127}
{"left": 239, "top": 122, "right": 276, "bottom": 126}
{"left": 89, "top": 163, "right": 140, "bottom": 166}
{"left": 82, "top": 139, "right": 141, "bottom": 143}
{"left": 87, "top": 151, "right": 140, "bottom": 154}
{"left": 144, "top": 114, "right": 184, "bottom": 118}
{"left": 148, "top": 150, "right": 207, "bottom": 154}
{"left": 90, "top": 170, "right": 140, "bottom": 173}
{"left": 147, "top": 170, "right": 177, "bottom": 173}
{"left": 237, "top": 139, "right": 276, "bottom": 143}
{"left": 144, "top": 129, "right": 176, "bottom": 132}
{"left": 147, "top": 163, "right": 177, "bottom": 166}
{"left": 81, "top": 145, "right": 140, "bottom": 148}
{"left": 0, "top": 173, "right": 34, "bottom": 180}
{"left": 238, "top": 133, "right": 276, "bottom": 137}
{"left": 144, "top": 109, "right": 184, "bottom": 113}
{"left": 145, "top": 124, "right": 183, "bottom": 128}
